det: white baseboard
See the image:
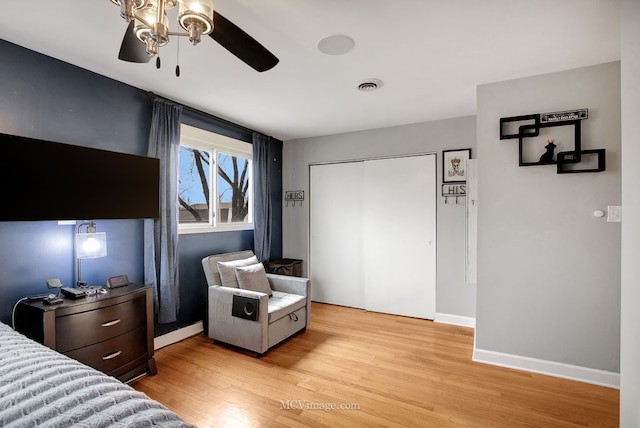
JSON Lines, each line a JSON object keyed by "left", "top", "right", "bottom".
{"left": 154, "top": 321, "right": 204, "bottom": 350}
{"left": 434, "top": 313, "right": 476, "bottom": 328}
{"left": 472, "top": 348, "right": 620, "bottom": 389}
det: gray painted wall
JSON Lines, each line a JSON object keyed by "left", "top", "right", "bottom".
{"left": 620, "top": 0, "right": 640, "bottom": 425}
{"left": 475, "top": 62, "right": 621, "bottom": 373}
{"left": 283, "top": 116, "right": 477, "bottom": 319}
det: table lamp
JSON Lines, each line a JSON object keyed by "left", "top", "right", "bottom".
{"left": 76, "top": 221, "right": 107, "bottom": 287}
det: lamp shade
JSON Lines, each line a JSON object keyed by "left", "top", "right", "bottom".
{"left": 76, "top": 232, "right": 107, "bottom": 259}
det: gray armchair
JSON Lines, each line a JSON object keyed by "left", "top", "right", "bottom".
{"left": 201, "top": 250, "right": 310, "bottom": 356}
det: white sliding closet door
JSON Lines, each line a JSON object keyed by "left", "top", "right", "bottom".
{"left": 362, "top": 155, "right": 436, "bottom": 319}
{"left": 310, "top": 154, "right": 436, "bottom": 319}
{"left": 309, "top": 162, "right": 364, "bottom": 307}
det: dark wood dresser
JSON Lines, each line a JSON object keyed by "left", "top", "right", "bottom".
{"left": 14, "top": 284, "right": 157, "bottom": 383}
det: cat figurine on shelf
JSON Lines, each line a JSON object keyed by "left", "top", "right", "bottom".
{"left": 539, "top": 139, "right": 556, "bottom": 163}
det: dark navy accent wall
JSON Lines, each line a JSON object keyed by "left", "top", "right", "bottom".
{"left": 0, "top": 39, "right": 283, "bottom": 335}
{"left": 0, "top": 43, "right": 150, "bottom": 155}
{"left": 0, "top": 39, "right": 152, "bottom": 326}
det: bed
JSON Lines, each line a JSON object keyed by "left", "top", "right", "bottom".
{"left": 0, "top": 321, "right": 191, "bottom": 427}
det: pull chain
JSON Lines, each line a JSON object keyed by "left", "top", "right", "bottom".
{"left": 175, "top": 38, "right": 181, "bottom": 77}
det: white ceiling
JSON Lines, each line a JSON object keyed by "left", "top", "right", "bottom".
{"left": 0, "top": 1, "right": 620, "bottom": 141}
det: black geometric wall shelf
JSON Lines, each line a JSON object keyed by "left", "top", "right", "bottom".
{"left": 500, "top": 108, "right": 606, "bottom": 174}
{"left": 557, "top": 149, "right": 606, "bottom": 174}
{"left": 518, "top": 120, "right": 582, "bottom": 166}
{"left": 500, "top": 114, "right": 540, "bottom": 140}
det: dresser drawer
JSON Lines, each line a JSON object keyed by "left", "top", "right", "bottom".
{"left": 65, "top": 326, "right": 147, "bottom": 374}
{"left": 56, "top": 297, "right": 146, "bottom": 352}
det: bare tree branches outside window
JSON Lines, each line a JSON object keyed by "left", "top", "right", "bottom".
{"left": 179, "top": 146, "right": 250, "bottom": 225}
{"left": 217, "top": 154, "right": 249, "bottom": 222}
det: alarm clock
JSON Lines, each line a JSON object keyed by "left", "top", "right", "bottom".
{"left": 107, "top": 274, "right": 129, "bottom": 289}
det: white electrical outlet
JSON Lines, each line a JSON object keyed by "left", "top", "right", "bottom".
{"left": 607, "top": 205, "right": 622, "bottom": 223}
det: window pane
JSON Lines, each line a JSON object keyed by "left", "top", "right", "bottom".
{"left": 179, "top": 146, "right": 211, "bottom": 224}
{"left": 178, "top": 124, "right": 253, "bottom": 233}
{"left": 217, "top": 153, "right": 249, "bottom": 223}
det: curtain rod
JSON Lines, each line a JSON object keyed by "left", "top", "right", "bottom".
{"left": 146, "top": 91, "right": 255, "bottom": 135}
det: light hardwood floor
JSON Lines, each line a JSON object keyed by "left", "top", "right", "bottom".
{"left": 133, "top": 302, "right": 619, "bottom": 427}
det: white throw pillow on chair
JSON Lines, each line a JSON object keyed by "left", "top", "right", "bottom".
{"left": 235, "top": 263, "right": 273, "bottom": 296}
{"left": 217, "top": 256, "right": 259, "bottom": 288}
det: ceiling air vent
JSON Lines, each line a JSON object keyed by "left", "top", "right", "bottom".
{"left": 357, "top": 79, "right": 383, "bottom": 92}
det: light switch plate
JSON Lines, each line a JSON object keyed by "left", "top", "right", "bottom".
{"left": 607, "top": 205, "right": 622, "bottom": 223}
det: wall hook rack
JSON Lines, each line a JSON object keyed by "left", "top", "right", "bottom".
{"left": 442, "top": 183, "right": 466, "bottom": 205}
{"left": 285, "top": 190, "right": 305, "bottom": 207}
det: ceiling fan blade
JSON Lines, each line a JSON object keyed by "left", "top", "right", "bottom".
{"left": 210, "top": 11, "right": 279, "bottom": 72}
{"left": 118, "top": 21, "right": 151, "bottom": 63}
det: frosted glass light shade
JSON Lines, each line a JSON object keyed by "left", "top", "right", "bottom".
{"left": 76, "top": 232, "right": 107, "bottom": 259}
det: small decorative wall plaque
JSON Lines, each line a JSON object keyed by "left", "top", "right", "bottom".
{"left": 540, "top": 108, "right": 588, "bottom": 123}
{"left": 285, "top": 190, "right": 305, "bottom": 207}
{"left": 442, "top": 149, "right": 471, "bottom": 183}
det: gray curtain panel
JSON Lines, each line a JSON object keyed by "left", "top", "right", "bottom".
{"left": 253, "top": 132, "right": 273, "bottom": 262}
{"left": 144, "top": 98, "right": 183, "bottom": 324}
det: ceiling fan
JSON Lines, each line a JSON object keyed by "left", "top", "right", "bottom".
{"left": 112, "top": 0, "right": 279, "bottom": 72}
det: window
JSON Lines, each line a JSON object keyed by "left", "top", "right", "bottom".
{"left": 179, "top": 124, "right": 253, "bottom": 234}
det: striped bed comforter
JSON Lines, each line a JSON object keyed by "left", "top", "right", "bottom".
{"left": 0, "top": 322, "right": 191, "bottom": 427}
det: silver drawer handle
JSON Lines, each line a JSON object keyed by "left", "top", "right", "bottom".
{"left": 101, "top": 319, "right": 121, "bottom": 327}
{"left": 102, "top": 350, "right": 122, "bottom": 361}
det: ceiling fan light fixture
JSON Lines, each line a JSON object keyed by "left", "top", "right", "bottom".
{"left": 134, "top": 2, "right": 169, "bottom": 54}
{"left": 111, "top": 0, "right": 280, "bottom": 72}
{"left": 178, "top": 0, "right": 214, "bottom": 45}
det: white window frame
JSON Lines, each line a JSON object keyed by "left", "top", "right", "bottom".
{"left": 179, "top": 124, "right": 253, "bottom": 235}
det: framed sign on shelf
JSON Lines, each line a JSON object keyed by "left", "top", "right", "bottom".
{"left": 442, "top": 149, "right": 471, "bottom": 183}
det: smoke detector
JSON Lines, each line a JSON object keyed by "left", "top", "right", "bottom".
{"left": 357, "top": 79, "right": 383, "bottom": 92}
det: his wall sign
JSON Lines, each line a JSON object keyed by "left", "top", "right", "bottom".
{"left": 442, "top": 183, "right": 466, "bottom": 196}
{"left": 441, "top": 183, "right": 466, "bottom": 205}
